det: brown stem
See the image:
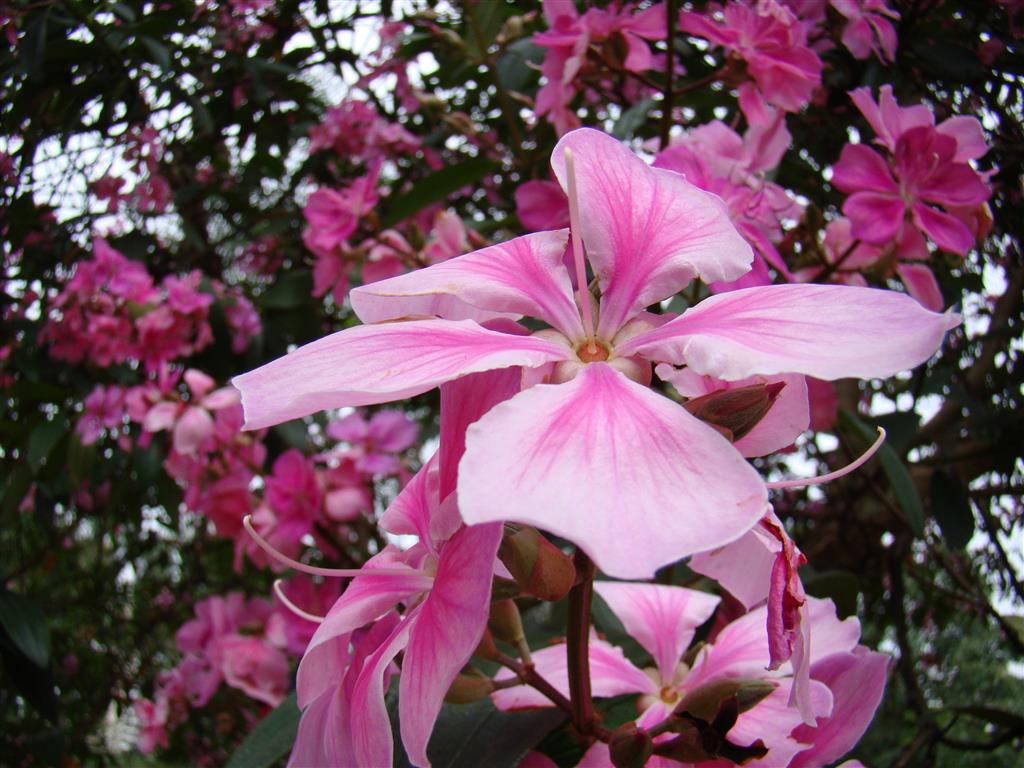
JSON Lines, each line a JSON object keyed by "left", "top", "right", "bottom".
{"left": 566, "top": 549, "right": 597, "bottom": 735}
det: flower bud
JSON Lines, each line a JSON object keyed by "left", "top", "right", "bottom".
{"left": 444, "top": 668, "right": 494, "bottom": 704}
{"left": 498, "top": 525, "right": 577, "bottom": 601}
{"left": 676, "top": 678, "right": 776, "bottom": 722}
{"left": 682, "top": 382, "right": 784, "bottom": 442}
{"left": 488, "top": 599, "right": 526, "bottom": 647}
{"left": 609, "top": 722, "right": 653, "bottom": 768}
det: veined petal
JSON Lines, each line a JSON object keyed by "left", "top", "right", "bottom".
{"left": 789, "top": 648, "right": 890, "bottom": 768}
{"left": 492, "top": 635, "right": 656, "bottom": 710}
{"left": 619, "top": 284, "right": 960, "bottom": 381}
{"left": 549, "top": 128, "right": 753, "bottom": 337}
{"left": 350, "top": 231, "right": 584, "bottom": 339}
{"left": 297, "top": 550, "right": 430, "bottom": 709}
{"left": 349, "top": 608, "right": 419, "bottom": 768}
{"left": 439, "top": 367, "right": 523, "bottom": 500}
{"left": 458, "top": 363, "right": 767, "bottom": 579}
{"left": 232, "top": 319, "right": 570, "bottom": 430}
{"left": 594, "top": 582, "right": 720, "bottom": 685}
{"left": 399, "top": 522, "right": 503, "bottom": 766}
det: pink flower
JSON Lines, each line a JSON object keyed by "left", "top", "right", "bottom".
{"left": 679, "top": 0, "right": 823, "bottom": 112}
{"left": 830, "top": 0, "right": 900, "bottom": 62}
{"left": 134, "top": 697, "right": 170, "bottom": 754}
{"left": 219, "top": 635, "right": 290, "bottom": 707}
{"left": 495, "top": 586, "right": 887, "bottom": 767}
{"left": 76, "top": 384, "right": 126, "bottom": 445}
{"left": 832, "top": 94, "right": 991, "bottom": 257}
{"left": 326, "top": 409, "right": 417, "bottom": 475}
{"left": 515, "top": 179, "right": 570, "bottom": 231}
{"left": 234, "top": 128, "right": 957, "bottom": 579}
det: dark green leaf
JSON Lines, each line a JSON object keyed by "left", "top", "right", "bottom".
{"left": 496, "top": 39, "right": 544, "bottom": 92}
{"left": 930, "top": 470, "right": 974, "bottom": 549}
{"left": 225, "top": 692, "right": 300, "bottom": 768}
{"left": 0, "top": 591, "right": 50, "bottom": 668}
{"left": 273, "top": 420, "right": 309, "bottom": 451}
{"left": 261, "top": 270, "right": 314, "bottom": 310}
{"left": 28, "top": 419, "right": 64, "bottom": 471}
{"left": 139, "top": 37, "right": 173, "bottom": 70}
{"left": 464, "top": 1, "right": 507, "bottom": 61}
{"left": 381, "top": 159, "right": 498, "bottom": 228}
{"left": 839, "top": 410, "right": 925, "bottom": 535}
{"left": 613, "top": 98, "right": 656, "bottom": 140}
{"left": 390, "top": 695, "right": 565, "bottom": 768}
{"left": 803, "top": 570, "right": 861, "bottom": 618}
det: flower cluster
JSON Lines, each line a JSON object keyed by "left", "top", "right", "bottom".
{"left": 232, "top": 128, "right": 959, "bottom": 766}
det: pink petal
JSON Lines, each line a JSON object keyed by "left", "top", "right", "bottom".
{"left": 896, "top": 262, "right": 945, "bottom": 311}
{"left": 368, "top": 410, "right": 418, "bottom": 452}
{"left": 593, "top": 582, "right": 720, "bottom": 684}
{"left": 729, "top": 678, "right": 834, "bottom": 762}
{"left": 831, "top": 143, "right": 898, "bottom": 194}
{"left": 936, "top": 116, "right": 988, "bottom": 162}
{"left": 515, "top": 180, "right": 570, "bottom": 231}
{"left": 172, "top": 406, "right": 214, "bottom": 454}
{"left": 399, "top": 522, "right": 502, "bottom": 766}
{"left": 458, "top": 363, "right": 767, "bottom": 579}
{"left": 620, "top": 284, "right": 960, "bottom": 382}
{"left": 549, "top": 128, "right": 753, "bottom": 337}
{"left": 789, "top": 648, "right": 890, "bottom": 768}
{"left": 842, "top": 191, "right": 906, "bottom": 245}
{"left": 184, "top": 368, "right": 215, "bottom": 398}
{"left": 439, "top": 367, "right": 523, "bottom": 499}
{"left": 378, "top": 455, "right": 439, "bottom": 545}
{"left": 689, "top": 524, "right": 780, "bottom": 610}
{"left": 143, "top": 401, "right": 178, "bottom": 433}
{"left": 232, "top": 319, "right": 571, "bottom": 430}
{"left": 492, "top": 635, "right": 656, "bottom": 710}
{"left": 911, "top": 202, "right": 975, "bottom": 255}
{"left": 349, "top": 609, "right": 417, "bottom": 768}
{"left": 297, "top": 550, "right": 430, "bottom": 709}
{"left": 349, "top": 231, "right": 584, "bottom": 339}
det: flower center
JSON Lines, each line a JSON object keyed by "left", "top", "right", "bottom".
{"left": 660, "top": 686, "right": 680, "bottom": 704}
{"left": 576, "top": 339, "right": 610, "bottom": 362}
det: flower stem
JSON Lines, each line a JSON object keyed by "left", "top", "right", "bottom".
{"left": 567, "top": 549, "right": 597, "bottom": 735}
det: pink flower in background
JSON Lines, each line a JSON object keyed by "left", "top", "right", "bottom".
{"left": 308, "top": 99, "right": 420, "bottom": 161}
{"left": 833, "top": 85, "right": 990, "bottom": 258}
{"left": 267, "top": 576, "right": 344, "bottom": 655}
{"left": 326, "top": 409, "right": 417, "bottom": 475}
{"left": 76, "top": 384, "right": 127, "bottom": 445}
{"left": 831, "top": 0, "right": 900, "bottom": 62}
{"left": 679, "top": 0, "right": 823, "bottom": 112}
{"left": 303, "top": 169, "right": 381, "bottom": 256}
{"left": 134, "top": 697, "right": 170, "bottom": 754}
{"left": 234, "top": 128, "right": 957, "bottom": 579}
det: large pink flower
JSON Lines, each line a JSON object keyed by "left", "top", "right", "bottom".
{"left": 234, "top": 128, "right": 957, "bottom": 579}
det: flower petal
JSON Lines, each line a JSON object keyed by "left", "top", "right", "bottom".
{"left": 350, "top": 231, "right": 584, "bottom": 338}
{"left": 831, "top": 143, "right": 898, "bottom": 194}
{"left": 232, "top": 319, "right": 570, "bottom": 430}
{"left": 620, "top": 284, "right": 960, "bottom": 381}
{"left": 594, "top": 582, "right": 720, "bottom": 684}
{"left": 297, "top": 549, "right": 430, "bottom": 709}
{"left": 789, "top": 648, "right": 890, "bottom": 768}
{"left": 549, "top": 128, "right": 753, "bottom": 337}
{"left": 399, "top": 522, "right": 503, "bottom": 766}
{"left": 492, "top": 635, "right": 656, "bottom": 710}
{"left": 911, "top": 202, "right": 975, "bottom": 256}
{"left": 896, "top": 262, "right": 945, "bottom": 311}
{"left": 458, "top": 363, "right": 767, "bottom": 578}
{"left": 842, "top": 191, "right": 906, "bottom": 245}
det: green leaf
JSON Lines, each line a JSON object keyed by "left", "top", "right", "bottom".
{"left": 464, "top": 1, "right": 507, "bottom": 60}
{"left": 839, "top": 410, "right": 925, "bottom": 535}
{"left": 381, "top": 159, "right": 498, "bottom": 229}
{"left": 0, "top": 591, "right": 50, "bottom": 668}
{"left": 929, "top": 470, "right": 974, "bottom": 549}
{"left": 261, "top": 270, "right": 313, "bottom": 310}
{"left": 28, "top": 418, "right": 64, "bottom": 471}
{"left": 613, "top": 98, "right": 656, "bottom": 140}
{"left": 391, "top": 695, "right": 565, "bottom": 768}
{"left": 225, "top": 692, "right": 300, "bottom": 768}
{"left": 803, "top": 570, "right": 861, "bottom": 618}
{"left": 139, "top": 36, "right": 173, "bottom": 70}
{"left": 273, "top": 420, "right": 309, "bottom": 451}
{"left": 496, "top": 39, "right": 544, "bottom": 92}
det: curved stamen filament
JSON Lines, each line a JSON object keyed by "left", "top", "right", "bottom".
{"left": 273, "top": 579, "right": 325, "bottom": 624}
{"left": 766, "top": 427, "right": 887, "bottom": 489}
{"left": 563, "top": 147, "right": 598, "bottom": 350}
{"left": 243, "top": 515, "right": 429, "bottom": 578}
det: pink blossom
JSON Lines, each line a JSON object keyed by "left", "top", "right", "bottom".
{"left": 679, "top": 0, "right": 823, "bottom": 112}
{"left": 235, "top": 128, "right": 958, "bottom": 579}
{"left": 76, "top": 384, "right": 126, "bottom": 445}
{"left": 326, "top": 409, "right": 417, "bottom": 476}
{"left": 833, "top": 94, "right": 991, "bottom": 257}
{"left": 134, "top": 698, "right": 170, "bottom": 754}
{"left": 831, "top": 0, "right": 900, "bottom": 62}
{"left": 495, "top": 586, "right": 886, "bottom": 767}
{"left": 308, "top": 99, "right": 419, "bottom": 161}
{"left": 515, "top": 179, "right": 570, "bottom": 231}
{"left": 269, "top": 576, "right": 344, "bottom": 655}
